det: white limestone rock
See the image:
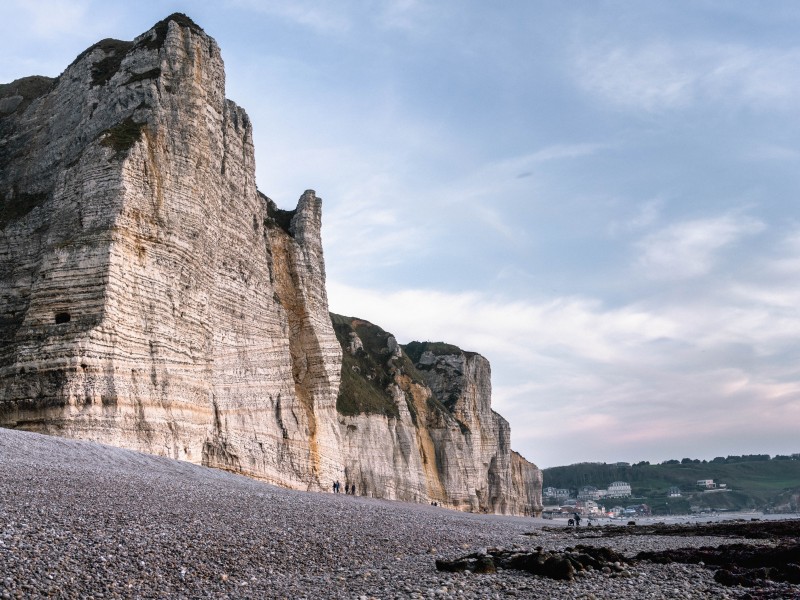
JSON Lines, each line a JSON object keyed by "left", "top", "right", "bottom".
{"left": 0, "top": 14, "right": 342, "bottom": 491}
{"left": 331, "top": 318, "right": 542, "bottom": 515}
{"left": 0, "top": 13, "right": 542, "bottom": 515}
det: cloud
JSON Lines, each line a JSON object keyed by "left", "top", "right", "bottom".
{"left": 227, "top": 0, "right": 433, "bottom": 36}
{"left": 7, "top": 0, "right": 90, "bottom": 38}
{"left": 288, "top": 142, "right": 613, "bottom": 272}
{"left": 1, "top": 1, "right": 122, "bottom": 82}
{"left": 319, "top": 167, "right": 434, "bottom": 272}
{"left": 327, "top": 282, "right": 677, "bottom": 373}
{"left": 328, "top": 223, "right": 800, "bottom": 467}
{"left": 434, "top": 143, "right": 609, "bottom": 209}
{"left": 573, "top": 40, "right": 800, "bottom": 112}
{"left": 761, "top": 230, "right": 800, "bottom": 279}
{"left": 635, "top": 213, "right": 765, "bottom": 280}
{"left": 527, "top": 143, "right": 611, "bottom": 162}
{"left": 609, "top": 198, "right": 663, "bottom": 236}
{"left": 226, "top": 0, "right": 352, "bottom": 34}
{"left": 377, "top": 0, "right": 434, "bottom": 33}
{"left": 574, "top": 41, "right": 697, "bottom": 111}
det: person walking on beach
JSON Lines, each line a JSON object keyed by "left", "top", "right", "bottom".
{"left": 573, "top": 512, "right": 581, "bottom": 527}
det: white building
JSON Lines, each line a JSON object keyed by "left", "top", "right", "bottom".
{"left": 582, "top": 500, "right": 601, "bottom": 515}
{"left": 543, "top": 487, "right": 570, "bottom": 500}
{"left": 606, "top": 481, "right": 632, "bottom": 498}
{"left": 578, "top": 485, "right": 600, "bottom": 500}
{"left": 697, "top": 479, "right": 717, "bottom": 489}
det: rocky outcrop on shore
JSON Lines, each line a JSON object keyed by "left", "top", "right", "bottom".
{"left": 435, "top": 545, "right": 631, "bottom": 580}
{"left": 443, "top": 520, "right": 800, "bottom": 591}
{"left": 0, "top": 14, "right": 540, "bottom": 515}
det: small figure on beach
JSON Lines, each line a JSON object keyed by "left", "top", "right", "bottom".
{"left": 351, "top": 484, "right": 356, "bottom": 496}
{"left": 573, "top": 512, "right": 581, "bottom": 527}
{"left": 334, "top": 480, "right": 341, "bottom": 494}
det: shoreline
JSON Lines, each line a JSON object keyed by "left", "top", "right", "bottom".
{"left": 542, "top": 512, "right": 800, "bottom": 525}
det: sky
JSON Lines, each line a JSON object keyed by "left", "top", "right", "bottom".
{"left": 3, "top": 1, "right": 800, "bottom": 469}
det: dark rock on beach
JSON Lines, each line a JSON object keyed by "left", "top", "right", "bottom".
{"left": 436, "top": 545, "right": 630, "bottom": 581}
{"left": 638, "top": 541, "right": 800, "bottom": 587}
{"left": 556, "top": 519, "right": 800, "bottom": 540}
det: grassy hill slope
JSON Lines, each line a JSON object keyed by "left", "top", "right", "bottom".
{"left": 543, "top": 456, "right": 800, "bottom": 514}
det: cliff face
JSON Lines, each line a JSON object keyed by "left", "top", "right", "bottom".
{"left": 0, "top": 14, "right": 342, "bottom": 489}
{"left": 332, "top": 318, "right": 542, "bottom": 515}
{"left": 0, "top": 14, "right": 540, "bottom": 515}
{"left": 413, "top": 346, "right": 542, "bottom": 515}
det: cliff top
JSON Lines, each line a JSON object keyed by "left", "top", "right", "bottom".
{"left": 330, "top": 313, "right": 478, "bottom": 432}
{"left": 403, "top": 340, "right": 480, "bottom": 363}
{"left": 67, "top": 13, "right": 203, "bottom": 61}
{"left": 1, "top": 13, "right": 209, "bottom": 122}
{"left": 404, "top": 341, "right": 462, "bottom": 363}
{"left": 60, "top": 14, "right": 204, "bottom": 84}
{"left": 331, "top": 313, "right": 422, "bottom": 418}
{"left": 0, "top": 76, "right": 55, "bottom": 116}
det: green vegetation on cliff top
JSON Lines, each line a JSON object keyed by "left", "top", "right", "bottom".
{"left": 330, "top": 313, "right": 448, "bottom": 422}
{"left": 0, "top": 76, "right": 54, "bottom": 115}
{"left": 402, "top": 341, "right": 463, "bottom": 364}
{"left": 261, "top": 193, "right": 296, "bottom": 235}
{"left": 331, "top": 313, "right": 403, "bottom": 418}
{"left": 142, "top": 13, "right": 205, "bottom": 49}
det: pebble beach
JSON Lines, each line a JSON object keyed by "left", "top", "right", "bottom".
{"left": 1, "top": 428, "right": 797, "bottom": 599}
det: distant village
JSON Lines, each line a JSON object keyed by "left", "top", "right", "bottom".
{"left": 542, "top": 454, "right": 800, "bottom": 516}
{"left": 542, "top": 477, "right": 729, "bottom": 519}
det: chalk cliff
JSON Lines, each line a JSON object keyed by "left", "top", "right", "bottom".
{"left": 0, "top": 14, "right": 541, "bottom": 516}
{"left": 333, "top": 319, "right": 542, "bottom": 514}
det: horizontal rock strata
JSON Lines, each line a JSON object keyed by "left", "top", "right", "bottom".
{"left": 0, "top": 13, "right": 541, "bottom": 515}
{"left": 0, "top": 14, "right": 341, "bottom": 491}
